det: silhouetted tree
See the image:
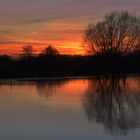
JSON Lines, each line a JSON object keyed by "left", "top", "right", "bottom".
{"left": 22, "top": 45, "right": 34, "bottom": 57}
{"left": 42, "top": 45, "right": 59, "bottom": 56}
{"left": 84, "top": 11, "right": 140, "bottom": 55}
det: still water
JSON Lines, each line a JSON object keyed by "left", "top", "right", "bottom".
{"left": 0, "top": 76, "right": 140, "bottom": 140}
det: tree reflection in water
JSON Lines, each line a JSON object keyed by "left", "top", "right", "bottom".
{"left": 0, "top": 79, "right": 69, "bottom": 99}
{"left": 83, "top": 76, "right": 140, "bottom": 134}
{"left": 35, "top": 80, "right": 69, "bottom": 98}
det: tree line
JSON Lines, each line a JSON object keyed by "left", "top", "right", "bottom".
{"left": 0, "top": 11, "right": 140, "bottom": 78}
{"left": 0, "top": 11, "right": 139, "bottom": 62}
{"left": 20, "top": 11, "right": 140, "bottom": 59}
{"left": 22, "top": 45, "right": 59, "bottom": 58}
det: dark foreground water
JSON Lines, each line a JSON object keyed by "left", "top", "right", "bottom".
{"left": 0, "top": 76, "right": 140, "bottom": 140}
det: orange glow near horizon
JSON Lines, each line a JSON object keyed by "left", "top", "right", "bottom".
{"left": 0, "top": 42, "right": 85, "bottom": 57}
{"left": 0, "top": 22, "right": 86, "bottom": 56}
{"left": 0, "top": 0, "right": 139, "bottom": 56}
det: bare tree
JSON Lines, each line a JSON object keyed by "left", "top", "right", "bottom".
{"left": 83, "top": 11, "right": 140, "bottom": 55}
{"left": 42, "top": 45, "right": 59, "bottom": 56}
{"left": 22, "top": 45, "right": 34, "bottom": 57}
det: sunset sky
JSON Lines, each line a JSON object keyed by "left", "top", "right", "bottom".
{"left": 0, "top": 0, "right": 139, "bottom": 56}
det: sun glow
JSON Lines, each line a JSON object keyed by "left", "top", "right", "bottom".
{"left": 0, "top": 0, "right": 139, "bottom": 57}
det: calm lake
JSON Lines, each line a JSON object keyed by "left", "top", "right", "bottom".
{"left": 0, "top": 76, "right": 140, "bottom": 140}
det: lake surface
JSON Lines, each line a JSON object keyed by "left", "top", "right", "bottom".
{"left": 0, "top": 76, "right": 140, "bottom": 140}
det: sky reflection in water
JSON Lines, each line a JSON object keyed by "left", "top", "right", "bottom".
{"left": 0, "top": 76, "right": 140, "bottom": 140}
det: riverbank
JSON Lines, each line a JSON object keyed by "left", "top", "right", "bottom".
{"left": 0, "top": 54, "right": 140, "bottom": 79}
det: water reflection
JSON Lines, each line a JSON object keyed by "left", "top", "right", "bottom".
{"left": 35, "top": 80, "right": 69, "bottom": 97}
{"left": 84, "top": 76, "right": 140, "bottom": 134}
{"left": 0, "top": 77, "right": 140, "bottom": 138}
{"left": 0, "top": 79, "right": 70, "bottom": 98}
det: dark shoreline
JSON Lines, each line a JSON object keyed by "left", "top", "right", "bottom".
{"left": 1, "top": 55, "right": 140, "bottom": 79}
{"left": 0, "top": 73, "right": 140, "bottom": 82}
